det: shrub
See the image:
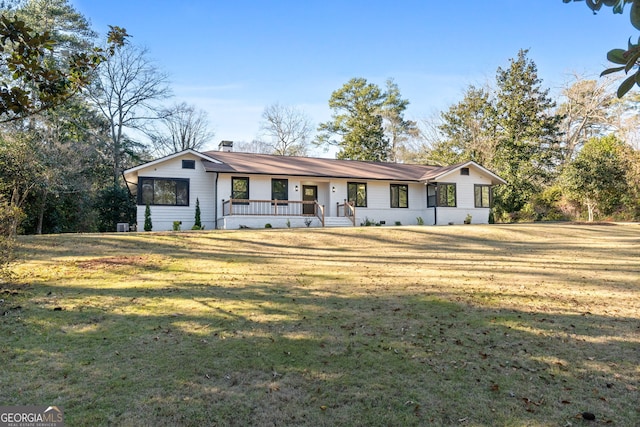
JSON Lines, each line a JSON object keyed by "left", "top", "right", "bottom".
{"left": 395, "top": 221, "right": 402, "bottom": 226}
{"left": 194, "top": 198, "right": 202, "bottom": 229}
{"left": 416, "top": 217, "right": 424, "bottom": 225}
{"left": 265, "top": 223, "right": 272, "bottom": 228}
{"left": 361, "top": 217, "right": 376, "bottom": 226}
{"left": 304, "top": 218, "right": 312, "bottom": 227}
{"left": 173, "top": 221, "right": 181, "bottom": 231}
{"left": 144, "top": 203, "right": 152, "bottom": 232}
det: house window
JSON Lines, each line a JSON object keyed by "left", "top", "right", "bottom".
{"left": 231, "top": 177, "right": 249, "bottom": 201}
{"left": 272, "top": 179, "right": 288, "bottom": 203}
{"left": 427, "top": 185, "right": 437, "bottom": 208}
{"left": 347, "top": 182, "right": 367, "bottom": 207}
{"left": 475, "top": 184, "right": 491, "bottom": 208}
{"left": 182, "top": 159, "right": 196, "bottom": 169}
{"left": 390, "top": 184, "right": 408, "bottom": 208}
{"left": 139, "top": 177, "right": 189, "bottom": 206}
{"left": 460, "top": 167, "right": 470, "bottom": 176}
{"left": 437, "top": 183, "right": 456, "bottom": 207}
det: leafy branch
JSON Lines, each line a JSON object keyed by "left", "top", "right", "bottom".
{"left": 565, "top": 0, "right": 640, "bottom": 96}
{"left": 0, "top": 13, "right": 128, "bottom": 122}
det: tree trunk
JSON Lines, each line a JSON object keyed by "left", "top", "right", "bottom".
{"left": 586, "top": 201, "right": 595, "bottom": 222}
{"left": 35, "top": 189, "right": 48, "bottom": 235}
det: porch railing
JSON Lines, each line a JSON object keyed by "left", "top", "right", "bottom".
{"left": 222, "top": 199, "right": 325, "bottom": 226}
{"left": 337, "top": 199, "right": 356, "bottom": 226}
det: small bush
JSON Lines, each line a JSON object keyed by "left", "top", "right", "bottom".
{"left": 194, "top": 198, "right": 202, "bottom": 229}
{"left": 416, "top": 217, "right": 424, "bottom": 225}
{"left": 173, "top": 221, "right": 181, "bottom": 231}
{"left": 265, "top": 223, "right": 272, "bottom": 228}
{"left": 144, "top": 204, "right": 152, "bottom": 231}
{"left": 304, "top": 218, "right": 312, "bottom": 227}
{"left": 395, "top": 221, "right": 402, "bottom": 226}
{"left": 286, "top": 219, "right": 291, "bottom": 228}
{"left": 361, "top": 217, "right": 376, "bottom": 226}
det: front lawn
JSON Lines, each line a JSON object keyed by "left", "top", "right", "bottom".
{"left": 2, "top": 224, "right": 638, "bottom": 426}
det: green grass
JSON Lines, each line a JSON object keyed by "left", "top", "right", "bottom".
{"left": 1, "top": 224, "right": 639, "bottom": 426}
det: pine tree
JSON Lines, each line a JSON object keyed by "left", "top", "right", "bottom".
{"left": 316, "top": 78, "right": 390, "bottom": 161}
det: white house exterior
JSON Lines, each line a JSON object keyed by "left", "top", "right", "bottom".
{"left": 122, "top": 144, "right": 506, "bottom": 231}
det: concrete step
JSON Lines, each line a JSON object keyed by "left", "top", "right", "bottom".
{"left": 323, "top": 217, "right": 355, "bottom": 227}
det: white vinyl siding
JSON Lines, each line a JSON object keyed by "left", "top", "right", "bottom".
{"left": 134, "top": 153, "right": 215, "bottom": 231}
{"left": 433, "top": 165, "right": 495, "bottom": 224}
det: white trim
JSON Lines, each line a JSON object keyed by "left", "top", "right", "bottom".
{"left": 428, "top": 161, "right": 506, "bottom": 185}
{"left": 123, "top": 149, "right": 221, "bottom": 176}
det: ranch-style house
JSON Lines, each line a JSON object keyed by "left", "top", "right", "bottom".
{"left": 122, "top": 141, "right": 506, "bottom": 231}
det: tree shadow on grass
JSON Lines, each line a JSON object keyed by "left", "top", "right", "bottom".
{"left": 1, "top": 279, "right": 638, "bottom": 426}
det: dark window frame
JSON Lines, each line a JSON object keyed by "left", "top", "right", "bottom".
{"left": 182, "top": 159, "right": 196, "bottom": 169}
{"left": 347, "top": 182, "right": 367, "bottom": 207}
{"left": 474, "top": 184, "right": 492, "bottom": 208}
{"left": 427, "top": 184, "right": 437, "bottom": 208}
{"left": 437, "top": 183, "right": 457, "bottom": 207}
{"left": 460, "top": 167, "right": 470, "bottom": 176}
{"left": 271, "top": 178, "right": 289, "bottom": 205}
{"left": 138, "top": 177, "right": 189, "bottom": 206}
{"left": 231, "top": 177, "right": 250, "bottom": 205}
{"left": 390, "top": 184, "right": 409, "bottom": 208}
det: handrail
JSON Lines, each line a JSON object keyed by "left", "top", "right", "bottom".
{"left": 223, "top": 198, "right": 320, "bottom": 217}
{"left": 315, "top": 202, "right": 325, "bottom": 227}
{"left": 337, "top": 199, "right": 356, "bottom": 226}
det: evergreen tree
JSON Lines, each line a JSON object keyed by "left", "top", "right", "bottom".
{"left": 435, "top": 85, "right": 495, "bottom": 166}
{"left": 193, "top": 198, "right": 201, "bottom": 229}
{"left": 144, "top": 203, "right": 152, "bottom": 232}
{"left": 491, "top": 50, "right": 563, "bottom": 219}
{"left": 381, "top": 79, "right": 418, "bottom": 162}
{"left": 316, "top": 78, "right": 389, "bottom": 161}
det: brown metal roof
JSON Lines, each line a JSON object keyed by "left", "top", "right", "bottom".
{"left": 201, "top": 151, "right": 440, "bottom": 181}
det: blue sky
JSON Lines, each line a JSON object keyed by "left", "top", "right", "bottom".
{"left": 71, "top": 1, "right": 633, "bottom": 154}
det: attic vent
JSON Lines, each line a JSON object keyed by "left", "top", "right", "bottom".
{"left": 461, "top": 167, "right": 470, "bottom": 176}
{"left": 182, "top": 159, "right": 196, "bottom": 169}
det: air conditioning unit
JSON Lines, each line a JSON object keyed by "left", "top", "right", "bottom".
{"left": 117, "top": 223, "right": 130, "bottom": 232}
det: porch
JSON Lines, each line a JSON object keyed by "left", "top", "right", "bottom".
{"left": 220, "top": 199, "right": 356, "bottom": 228}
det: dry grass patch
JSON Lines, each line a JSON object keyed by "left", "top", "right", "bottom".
{"left": 1, "top": 224, "right": 638, "bottom": 426}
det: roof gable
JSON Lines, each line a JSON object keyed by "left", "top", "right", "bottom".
{"left": 123, "top": 149, "right": 221, "bottom": 176}
{"left": 420, "top": 160, "right": 507, "bottom": 185}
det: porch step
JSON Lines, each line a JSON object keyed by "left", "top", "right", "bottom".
{"left": 324, "top": 217, "right": 355, "bottom": 227}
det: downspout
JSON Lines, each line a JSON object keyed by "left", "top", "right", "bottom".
{"left": 427, "top": 182, "right": 437, "bottom": 226}
{"left": 214, "top": 172, "right": 219, "bottom": 230}
{"left": 432, "top": 183, "right": 438, "bottom": 226}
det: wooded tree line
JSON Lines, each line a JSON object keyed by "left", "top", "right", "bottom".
{"left": 0, "top": 0, "right": 214, "bottom": 238}
{"left": 1, "top": 0, "right": 639, "bottom": 248}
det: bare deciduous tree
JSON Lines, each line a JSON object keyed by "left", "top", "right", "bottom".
{"left": 150, "top": 102, "right": 215, "bottom": 155}
{"left": 260, "top": 103, "right": 312, "bottom": 156}
{"left": 89, "top": 44, "right": 171, "bottom": 183}
{"left": 233, "top": 139, "right": 273, "bottom": 154}
{"left": 557, "top": 74, "right": 616, "bottom": 166}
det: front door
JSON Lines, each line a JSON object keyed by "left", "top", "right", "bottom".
{"left": 302, "top": 185, "right": 317, "bottom": 215}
